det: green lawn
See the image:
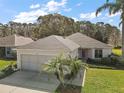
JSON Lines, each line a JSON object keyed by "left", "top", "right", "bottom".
{"left": 83, "top": 68, "right": 124, "bottom": 93}
{"left": 0, "top": 59, "right": 16, "bottom": 70}
{"left": 112, "top": 49, "right": 122, "bottom": 56}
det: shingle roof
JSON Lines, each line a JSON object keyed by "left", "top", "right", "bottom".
{"left": 18, "top": 35, "right": 80, "bottom": 52}
{"left": 0, "top": 34, "right": 33, "bottom": 47}
{"left": 67, "top": 33, "right": 112, "bottom": 49}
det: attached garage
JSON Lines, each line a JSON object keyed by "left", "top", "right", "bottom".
{"left": 17, "top": 35, "right": 79, "bottom": 72}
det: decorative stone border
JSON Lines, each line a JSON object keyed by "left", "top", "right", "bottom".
{"left": 82, "top": 69, "right": 86, "bottom": 87}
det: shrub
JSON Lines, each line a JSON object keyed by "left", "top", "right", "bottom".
{"left": 112, "top": 49, "right": 122, "bottom": 56}
{"left": 0, "top": 63, "right": 17, "bottom": 79}
{"left": 87, "top": 55, "right": 124, "bottom": 69}
{"left": 114, "top": 46, "right": 122, "bottom": 49}
{"left": 87, "top": 56, "right": 119, "bottom": 66}
{"left": 87, "top": 58, "right": 101, "bottom": 64}
{"left": 110, "top": 56, "right": 119, "bottom": 65}
{"left": 116, "top": 58, "right": 124, "bottom": 68}
{"left": 101, "top": 57, "right": 111, "bottom": 65}
{"left": 2, "top": 65, "right": 15, "bottom": 75}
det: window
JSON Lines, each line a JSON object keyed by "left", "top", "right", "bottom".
{"left": 6, "top": 47, "right": 12, "bottom": 54}
{"left": 95, "top": 49, "right": 103, "bottom": 58}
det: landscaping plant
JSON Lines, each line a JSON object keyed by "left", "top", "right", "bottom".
{"left": 42, "top": 54, "right": 87, "bottom": 86}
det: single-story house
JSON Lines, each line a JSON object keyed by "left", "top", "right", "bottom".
{"left": 0, "top": 34, "right": 33, "bottom": 58}
{"left": 67, "top": 33, "right": 112, "bottom": 59}
{"left": 16, "top": 33, "right": 112, "bottom": 72}
{"left": 17, "top": 35, "right": 79, "bottom": 72}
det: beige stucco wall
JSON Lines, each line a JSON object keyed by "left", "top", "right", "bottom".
{"left": 102, "top": 48, "right": 112, "bottom": 57}
{"left": 70, "top": 48, "right": 78, "bottom": 58}
{"left": 78, "top": 48, "right": 112, "bottom": 59}
{"left": 92, "top": 48, "right": 112, "bottom": 59}
{"left": 78, "top": 48, "right": 82, "bottom": 58}
{"left": 87, "top": 49, "right": 94, "bottom": 59}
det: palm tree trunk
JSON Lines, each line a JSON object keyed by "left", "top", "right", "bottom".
{"left": 122, "top": 21, "right": 124, "bottom": 57}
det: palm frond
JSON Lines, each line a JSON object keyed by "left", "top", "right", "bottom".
{"left": 96, "top": 3, "right": 117, "bottom": 16}
{"left": 42, "top": 63, "right": 56, "bottom": 73}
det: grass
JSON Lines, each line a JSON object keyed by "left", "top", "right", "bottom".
{"left": 0, "top": 59, "right": 16, "bottom": 79}
{"left": 83, "top": 68, "right": 124, "bottom": 93}
{"left": 112, "top": 49, "right": 122, "bottom": 56}
{"left": 0, "top": 59, "right": 16, "bottom": 70}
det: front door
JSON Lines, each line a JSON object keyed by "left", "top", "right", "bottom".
{"left": 82, "top": 49, "right": 85, "bottom": 58}
{"left": 82, "top": 49, "right": 89, "bottom": 59}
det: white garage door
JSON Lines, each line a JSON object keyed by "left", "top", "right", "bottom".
{"left": 21, "top": 54, "right": 54, "bottom": 72}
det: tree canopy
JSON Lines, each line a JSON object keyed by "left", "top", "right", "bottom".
{"left": 0, "top": 13, "right": 121, "bottom": 47}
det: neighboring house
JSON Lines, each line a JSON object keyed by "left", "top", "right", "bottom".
{"left": 67, "top": 33, "right": 112, "bottom": 59}
{"left": 17, "top": 35, "right": 79, "bottom": 72}
{"left": 0, "top": 34, "right": 33, "bottom": 58}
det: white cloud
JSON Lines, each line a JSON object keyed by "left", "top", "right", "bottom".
{"left": 13, "top": 9, "right": 47, "bottom": 23}
{"left": 72, "top": 17, "right": 79, "bottom": 22}
{"left": 80, "top": 12, "right": 101, "bottom": 20}
{"left": 30, "top": 4, "right": 40, "bottom": 9}
{"left": 76, "top": 3, "right": 82, "bottom": 7}
{"left": 13, "top": 0, "right": 69, "bottom": 23}
{"left": 105, "top": 12, "right": 121, "bottom": 17}
{"left": 46, "top": 0, "right": 67, "bottom": 12}
{"left": 64, "top": 8, "right": 72, "bottom": 12}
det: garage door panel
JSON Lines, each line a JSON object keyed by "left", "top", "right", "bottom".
{"left": 38, "top": 55, "right": 54, "bottom": 64}
{"left": 21, "top": 55, "right": 38, "bottom": 71}
{"left": 38, "top": 55, "right": 55, "bottom": 71}
{"left": 21, "top": 54, "right": 55, "bottom": 72}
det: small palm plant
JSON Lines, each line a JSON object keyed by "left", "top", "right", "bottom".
{"left": 42, "top": 54, "right": 87, "bottom": 86}
{"left": 64, "top": 57, "right": 87, "bottom": 81}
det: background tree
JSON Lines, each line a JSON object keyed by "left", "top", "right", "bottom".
{"left": 37, "top": 13, "right": 78, "bottom": 38}
{"left": 0, "top": 13, "right": 121, "bottom": 47}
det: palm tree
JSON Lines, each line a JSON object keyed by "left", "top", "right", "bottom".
{"left": 42, "top": 54, "right": 65, "bottom": 85}
{"left": 96, "top": 0, "right": 124, "bottom": 57}
{"left": 42, "top": 54, "right": 87, "bottom": 86}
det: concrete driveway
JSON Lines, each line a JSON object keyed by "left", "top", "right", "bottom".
{"left": 0, "top": 71, "right": 60, "bottom": 93}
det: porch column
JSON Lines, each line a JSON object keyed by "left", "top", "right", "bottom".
{"left": 91, "top": 49, "right": 95, "bottom": 59}
{"left": 17, "top": 51, "right": 21, "bottom": 70}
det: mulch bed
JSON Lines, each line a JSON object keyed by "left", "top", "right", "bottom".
{"left": 55, "top": 84, "right": 82, "bottom": 93}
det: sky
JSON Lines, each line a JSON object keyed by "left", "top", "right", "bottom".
{"left": 0, "top": 0, "right": 121, "bottom": 28}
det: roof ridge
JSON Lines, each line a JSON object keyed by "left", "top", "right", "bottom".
{"left": 54, "top": 36, "right": 73, "bottom": 51}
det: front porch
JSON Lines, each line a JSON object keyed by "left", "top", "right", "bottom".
{"left": 78, "top": 48, "right": 94, "bottom": 59}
